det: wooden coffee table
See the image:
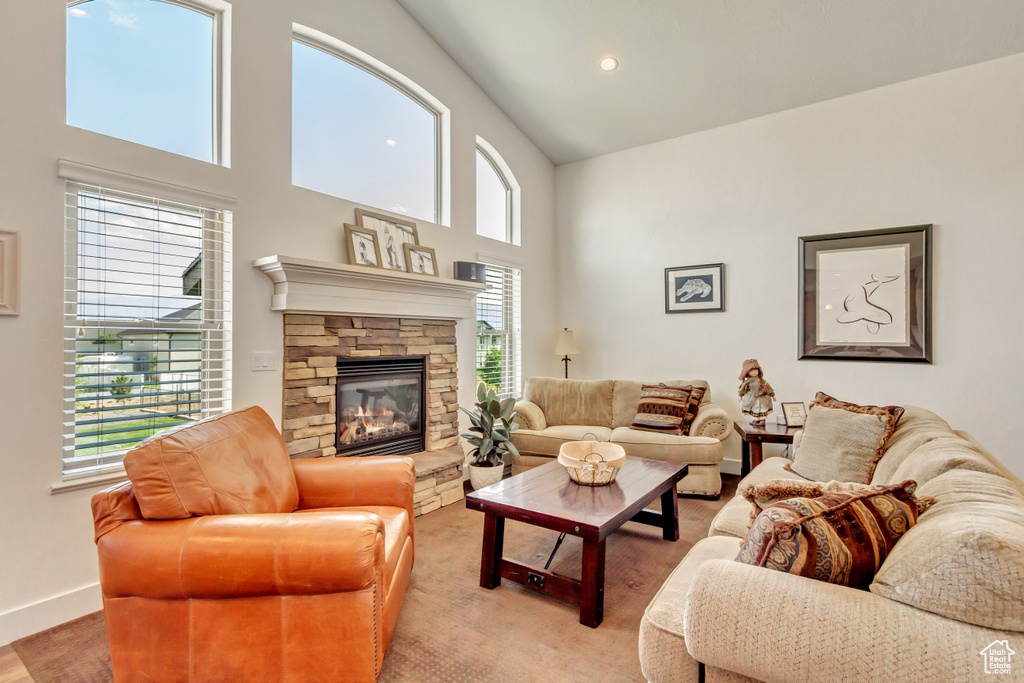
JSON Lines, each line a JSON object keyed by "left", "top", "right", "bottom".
{"left": 465, "top": 456, "right": 688, "bottom": 627}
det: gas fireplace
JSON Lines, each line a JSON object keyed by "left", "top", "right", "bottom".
{"left": 336, "top": 356, "right": 426, "bottom": 457}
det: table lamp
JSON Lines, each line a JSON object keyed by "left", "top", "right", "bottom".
{"left": 554, "top": 328, "right": 581, "bottom": 379}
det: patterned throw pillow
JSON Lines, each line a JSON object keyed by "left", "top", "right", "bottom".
{"left": 788, "top": 392, "right": 905, "bottom": 483}
{"left": 631, "top": 384, "right": 691, "bottom": 434}
{"left": 735, "top": 480, "right": 922, "bottom": 588}
{"left": 740, "top": 478, "right": 935, "bottom": 524}
{"left": 681, "top": 385, "right": 706, "bottom": 436}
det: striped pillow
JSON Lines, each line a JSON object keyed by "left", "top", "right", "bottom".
{"left": 631, "top": 384, "right": 691, "bottom": 434}
{"left": 735, "top": 480, "right": 922, "bottom": 588}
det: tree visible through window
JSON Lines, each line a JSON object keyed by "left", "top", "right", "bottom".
{"left": 66, "top": 0, "right": 220, "bottom": 163}
{"left": 475, "top": 264, "right": 522, "bottom": 399}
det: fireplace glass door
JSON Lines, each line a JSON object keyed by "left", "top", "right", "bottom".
{"left": 336, "top": 357, "right": 425, "bottom": 456}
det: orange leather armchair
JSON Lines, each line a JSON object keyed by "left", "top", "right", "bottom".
{"left": 91, "top": 406, "right": 415, "bottom": 682}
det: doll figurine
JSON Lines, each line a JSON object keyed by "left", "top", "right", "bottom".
{"left": 738, "top": 359, "right": 775, "bottom": 426}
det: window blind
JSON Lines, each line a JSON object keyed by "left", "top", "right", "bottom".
{"left": 62, "top": 181, "right": 232, "bottom": 478}
{"left": 475, "top": 264, "right": 522, "bottom": 400}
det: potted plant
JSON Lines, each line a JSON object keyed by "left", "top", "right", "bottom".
{"left": 461, "top": 382, "right": 520, "bottom": 490}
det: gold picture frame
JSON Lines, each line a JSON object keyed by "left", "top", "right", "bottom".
{"left": 403, "top": 244, "right": 438, "bottom": 277}
{"left": 355, "top": 208, "right": 419, "bottom": 272}
{"left": 343, "top": 224, "right": 383, "bottom": 268}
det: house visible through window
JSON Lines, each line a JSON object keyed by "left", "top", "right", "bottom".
{"left": 476, "top": 264, "right": 522, "bottom": 400}
{"left": 66, "top": 0, "right": 225, "bottom": 164}
{"left": 63, "top": 182, "right": 231, "bottom": 478}
{"left": 292, "top": 34, "right": 444, "bottom": 223}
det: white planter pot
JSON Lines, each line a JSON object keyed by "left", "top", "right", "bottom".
{"left": 468, "top": 463, "right": 503, "bottom": 490}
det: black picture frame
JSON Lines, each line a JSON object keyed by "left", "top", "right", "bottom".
{"left": 799, "top": 224, "right": 931, "bottom": 362}
{"left": 665, "top": 263, "right": 725, "bottom": 314}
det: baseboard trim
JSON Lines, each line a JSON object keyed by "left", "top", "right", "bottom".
{"left": 0, "top": 583, "right": 101, "bottom": 646}
{"left": 720, "top": 458, "right": 741, "bottom": 476}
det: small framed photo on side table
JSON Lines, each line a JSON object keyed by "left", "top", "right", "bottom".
{"left": 778, "top": 402, "right": 808, "bottom": 428}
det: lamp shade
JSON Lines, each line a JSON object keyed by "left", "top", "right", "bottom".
{"left": 553, "top": 328, "right": 581, "bottom": 356}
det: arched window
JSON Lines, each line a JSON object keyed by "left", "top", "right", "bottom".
{"left": 66, "top": 0, "right": 229, "bottom": 164}
{"left": 475, "top": 138, "right": 520, "bottom": 244}
{"left": 292, "top": 29, "right": 448, "bottom": 224}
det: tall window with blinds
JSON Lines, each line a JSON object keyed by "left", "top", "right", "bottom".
{"left": 63, "top": 182, "right": 231, "bottom": 478}
{"left": 475, "top": 264, "right": 522, "bottom": 400}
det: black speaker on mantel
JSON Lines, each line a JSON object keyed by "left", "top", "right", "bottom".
{"left": 453, "top": 261, "right": 486, "bottom": 283}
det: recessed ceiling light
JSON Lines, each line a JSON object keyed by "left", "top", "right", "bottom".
{"left": 69, "top": 6, "right": 89, "bottom": 17}
{"left": 599, "top": 57, "right": 618, "bottom": 72}
{"left": 385, "top": 139, "right": 397, "bottom": 147}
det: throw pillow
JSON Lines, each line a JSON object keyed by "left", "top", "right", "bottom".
{"left": 681, "top": 385, "right": 706, "bottom": 435}
{"left": 735, "top": 480, "right": 922, "bottom": 589}
{"left": 631, "top": 384, "right": 690, "bottom": 434}
{"left": 787, "top": 392, "right": 904, "bottom": 484}
{"left": 740, "top": 478, "right": 935, "bottom": 524}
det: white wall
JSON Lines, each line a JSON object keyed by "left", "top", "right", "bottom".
{"left": 555, "top": 54, "right": 1024, "bottom": 477}
{"left": 0, "top": 0, "right": 556, "bottom": 643}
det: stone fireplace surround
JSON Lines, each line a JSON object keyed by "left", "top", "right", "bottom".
{"left": 282, "top": 314, "right": 459, "bottom": 459}
{"left": 255, "top": 255, "right": 488, "bottom": 516}
{"left": 282, "top": 314, "right": 465, "bottom": 516}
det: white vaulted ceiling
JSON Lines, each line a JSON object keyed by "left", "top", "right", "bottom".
{"left": 395, "top": 0, "right": 1024, "bottom": 165}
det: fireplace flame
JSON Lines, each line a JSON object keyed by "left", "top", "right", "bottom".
{"left": 357, "top": 405, "right": 394, "bottom": 434}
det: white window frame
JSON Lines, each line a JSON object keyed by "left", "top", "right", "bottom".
{"left": 475, "top": 137, "right": 521, "bottom": 245}
{"left": 292, "top": 24, "right": 451, "bottom": 226}
{"left": 66, "top": 0, "right": 233, "bottom": 166}
{"left": 475, "top": 254, "right": 522, "bottom": 400}
{"left": 58, "top": 161, "right": 233, "bottom": 480}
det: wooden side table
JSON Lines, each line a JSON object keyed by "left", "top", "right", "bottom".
{"left": 733, "top": 421, "right": 802, "bottom": 477}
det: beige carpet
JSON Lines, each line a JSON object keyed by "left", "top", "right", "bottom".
{"left": 13, "top": 476, "right": 736, "bottom": 683}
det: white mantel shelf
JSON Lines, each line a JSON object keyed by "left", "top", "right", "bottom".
{"left": 253, "top": 255, "right": 487, "bottom": 321}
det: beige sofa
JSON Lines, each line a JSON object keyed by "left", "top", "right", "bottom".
{"left": 511, "top": 378, "right": 732, "bottom": 497}
{"left": 639, "top": 406, "right": 1024, "bottom": 682}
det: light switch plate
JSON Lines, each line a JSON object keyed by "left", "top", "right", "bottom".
{"left": 251, "top": 351, "right": 280, "bottom": 372}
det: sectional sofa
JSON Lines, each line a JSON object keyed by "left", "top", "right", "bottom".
{"left": 638, "top": 405, "right": 1024, "bottom": 682}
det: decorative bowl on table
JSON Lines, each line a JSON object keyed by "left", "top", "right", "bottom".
{"left": 557, "top": 440, "right": 626, "bottom": 486}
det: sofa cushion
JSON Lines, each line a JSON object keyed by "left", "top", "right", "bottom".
{"left": 631, "top": 384, "right": 691, "bottom": 434}
{"left": 889, "top": 437, "right": 1002, "bottom": 487}
{"left": 612, "top": 379, "right": 710, "bottom": 429}
{"left": 609, "top": 427, "right": 722, "bottom": 464}
{"left": 735, "top": 481, "right": 921, "bottom": 588}
{"left": 124, "top": 406, "right": 299, "bottom": 520}
{"left": 788, "top": 393, "right": 903, "bottom": 484}
{"left": 524, "top": 378, "right": 613, "bottom": 427}
{"left": 512, "top": 425, "right": 613, "bottom": 457}
{"left": 871, "top": 470, "right": 1024, "bottom": 631}
{"left": 870, "top": 406, "right": 954, "bottom": 484}
{"left": 708, "top": 496, "right": 755, "bottom": 539}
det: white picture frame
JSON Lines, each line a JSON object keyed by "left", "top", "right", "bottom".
{"left": 0, "top": 230, "right": 20, "bottom": 315}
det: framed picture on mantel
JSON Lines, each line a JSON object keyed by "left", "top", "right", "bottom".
{"left": 799, "top": 224, "right": 931, "bottom": 363}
